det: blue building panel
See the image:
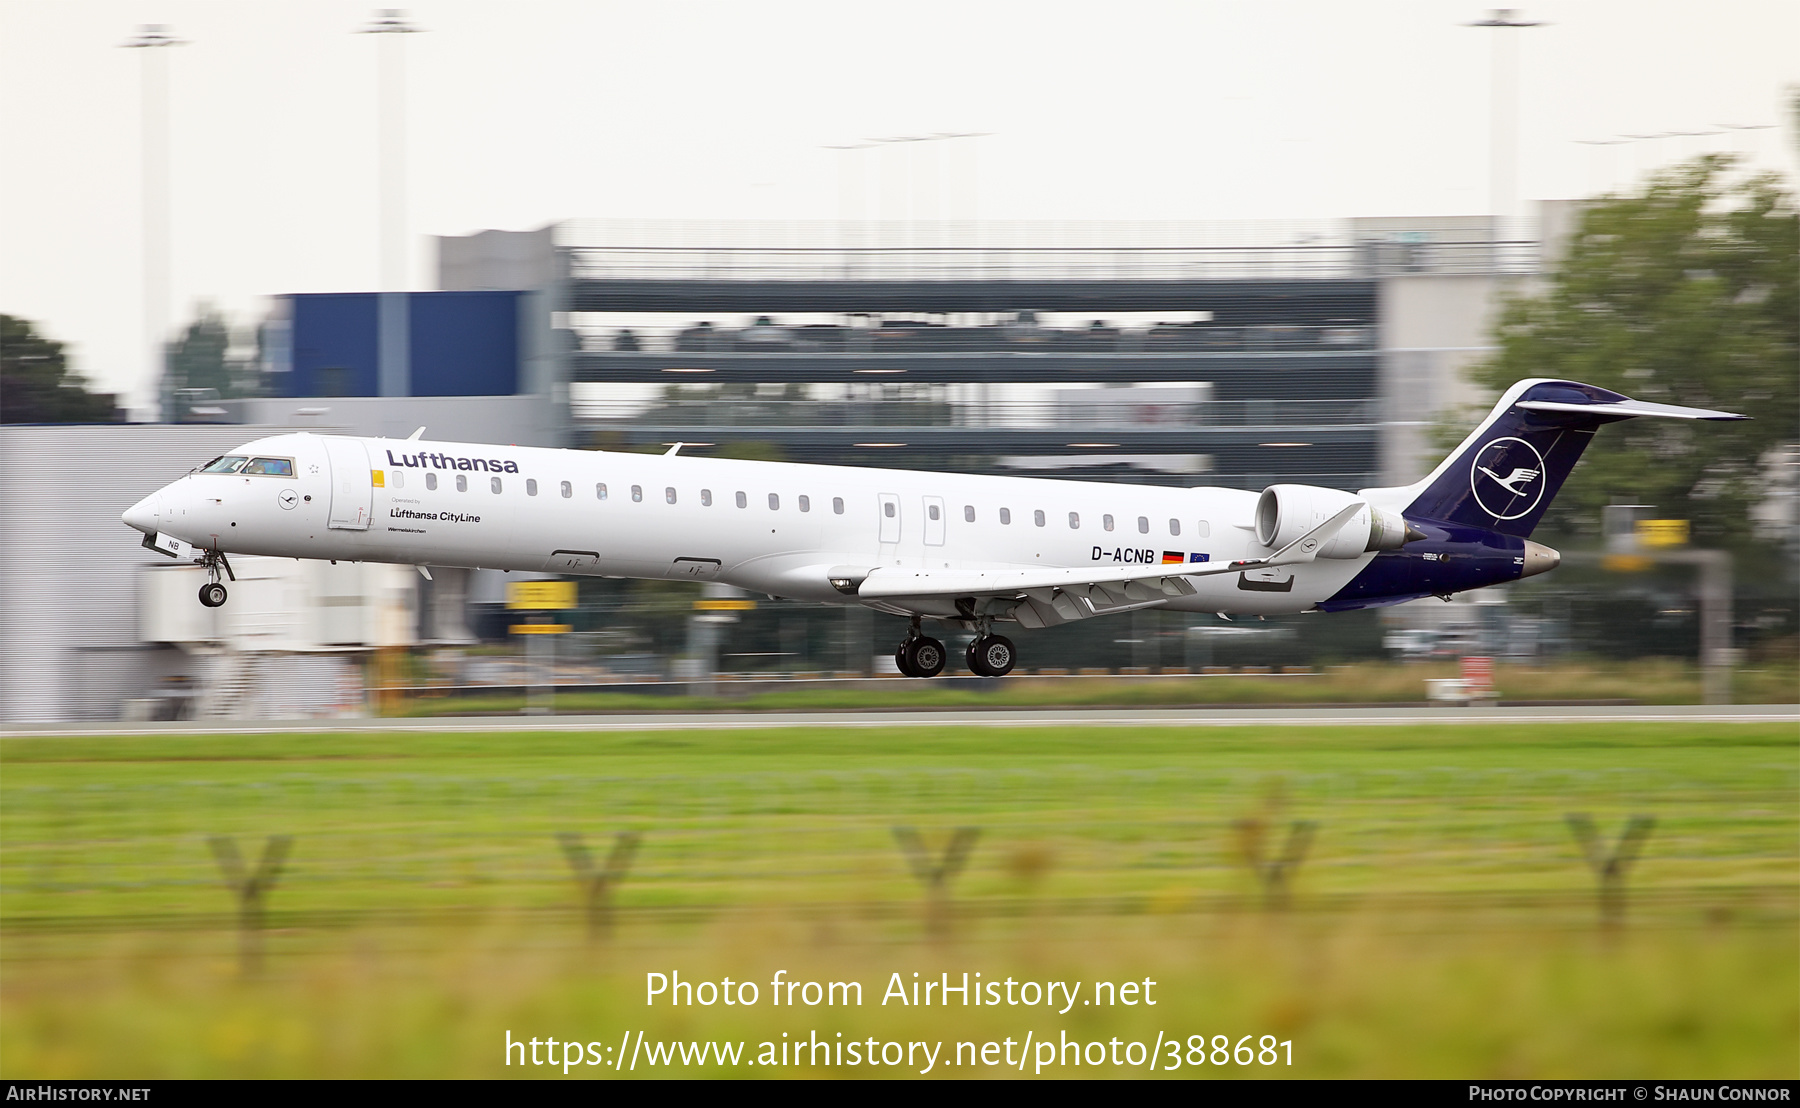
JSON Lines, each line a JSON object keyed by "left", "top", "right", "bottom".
{"left": 280, "top": 291, "right": 523, "bottom": 398}
{"left": 409, "top": 291, "right": 521, "bottom": 396}
{"left": 285, "top": 294, "right": 379, "bottom": 397}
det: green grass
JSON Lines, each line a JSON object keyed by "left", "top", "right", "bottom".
{"left": 384, "top": 658, "right": 1800, "bottom": 716}
{"left": 3, "top": 722, "right": 1796, "bottom": 1078}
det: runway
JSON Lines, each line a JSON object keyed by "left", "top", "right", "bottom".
{"left": 4, "top": 703, "right": 1794, "bottom": 738}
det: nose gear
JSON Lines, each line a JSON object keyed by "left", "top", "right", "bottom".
{"left": 195, "top": 549, "right": 236, "bottom": 607}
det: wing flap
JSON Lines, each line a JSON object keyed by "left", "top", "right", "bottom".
{"left": 856, "top": 502, "right": 1364, "bottom": 604}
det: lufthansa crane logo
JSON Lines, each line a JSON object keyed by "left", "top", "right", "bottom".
{"left": 1469, "top": 436, "right": 1547, "bottom": 520}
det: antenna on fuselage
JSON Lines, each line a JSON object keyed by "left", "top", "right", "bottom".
{"left": 664, "top": 442, "right": 685, "bottom": 456}
{"left": 407, "top": 427, "right": 426, "bottom": 440}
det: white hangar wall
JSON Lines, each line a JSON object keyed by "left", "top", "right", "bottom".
{"left": 0, "top": 424, "right": 417, "bottom": 723}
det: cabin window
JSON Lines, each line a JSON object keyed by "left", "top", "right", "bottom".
{"left": 1169, "top": 518, "right": 1180, "bottom": 536}
{"left": 833, "top": 497, "right": 845, "bottom": 515}
{"left": 425, "top": 473, "right": 438, "bottom": 491}
{"left": 1103, "top": 513, "right": 1114, "bottom": 531}
{"left": 243, "top": 457, "right": 293, "bottom": 476}
{"left": 1034, "top": 510, "right": 1046, "bottom": 528}
{"left": 390, "top": 471, "right": 404, "bottom": 489}
{"left": 596, "top": 482, "right": 607, "bottom": 500}
{"left": 560, "top": 480, "right": 571, "bottom": 498}
{"left": 928, "top": 504, "right": 940, "bottom": 521}
{"left": 631, "top": 485, "right": 643, "bottom": 502}
{"left": 200, "top": 456, "right": 247, "bottom": 474}
{"left": 768, "top": 493, "right": 780, "bottom": 510}
{"left": 526, "top": 479, "right": 538, "bottom": 496}
{"left": 736, "top": 491, "right": 747, "bottom": 508}
{"left": 1137, "top": 516, "right": 1149, "bottom": 534}
{"left": 964, "top": 505, "right": 975, "bottom": 522}
{"left": 883, "top": 501, "right": 896, "bottom": 518}
{"left": 666, "top": 487, "right": 677, "bottom": 504}
{"left": 1068, "top": 511, "right": 1080, "bottom": 529}
{"left": 701, "top": 489, "right": 713, "bottom": 506}
{"left": 1195, "top": 520, "right": 1211, "bottom": 538}
{"left": 456, "top": 474, "right": 468, "bottom": 492}
{"left": 798, "top": 495, "right": 811, "bottom": 513}
{"left": 999, "top": 507, "right": 1011, "bottom": 525}
{"left": 490, "top": 476, "right": 503, "bottom": 494}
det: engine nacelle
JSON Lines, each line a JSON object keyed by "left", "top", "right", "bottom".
{"left": 1254, "top": 484, "right": 1412, "bottom": 558}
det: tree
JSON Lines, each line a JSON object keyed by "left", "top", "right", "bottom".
{"left": 1468, "top": 156, "right": 1798, "bottom": 547}
{"left": 162, "top": 306, "right": 261, "bottom": 420}
{"left": 0, "top": 314, "right": 121, "bottom": 423}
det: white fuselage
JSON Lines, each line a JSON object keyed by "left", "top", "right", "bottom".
{"left": 128, "top": 431, "right": 1377, "bottom": 618}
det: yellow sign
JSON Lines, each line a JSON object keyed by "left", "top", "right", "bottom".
{"left": 506, "top": 581, "right": 578, "bottom": 610}
{"left": 371, "top": 470, "right": 384, "bottom": 487}
{"left": 509, "top": 623, "right": 571, "bottom": 635}
{"left": 1636, "top": 519, "right": 1689, "bottom": 548}
{"left": 694, "top": 598, "right": 757, "bottom": 611}
{"left": 1602, "top": 554, "right": 1654, "bottom": 573}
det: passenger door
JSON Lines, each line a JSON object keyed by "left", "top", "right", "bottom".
{"left": 323, "top": 438, "right": 373, "bottom": 531}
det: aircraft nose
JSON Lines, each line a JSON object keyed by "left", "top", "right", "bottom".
{"left": 122, "top": 491, "right": 163, "bottom": 535}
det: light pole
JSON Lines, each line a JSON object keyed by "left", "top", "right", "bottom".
{"left": 1466, "top": 10, "right": 1542, "bottom": 246}
{"left": 122, "top": 24, "right": 186, "bottom": 420}
{"left": 357, "top": 9, "right": 423, "bottom": 398}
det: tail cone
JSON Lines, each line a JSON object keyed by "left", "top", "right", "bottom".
{"left": 1520, "top": 540, "right": 1561, "bottom": 579}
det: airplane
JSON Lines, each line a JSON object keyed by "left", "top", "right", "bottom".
{"left": 121, "top": 378, "right": 1743, "bottom": 678}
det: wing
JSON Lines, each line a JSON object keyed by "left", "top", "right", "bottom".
{"left": 855, "top": 502, "right": 1366, "bottom": 627}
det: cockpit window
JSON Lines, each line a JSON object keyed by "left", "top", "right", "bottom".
{"left": 200, "top": 456, "right": 247, "bottom": 473}
{"left": 242, "top": 457, "right": 294, "bottom": 476}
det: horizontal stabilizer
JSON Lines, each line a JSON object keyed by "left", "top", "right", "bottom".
{"left": 1516, "top": 399, "right": 1746, "bottom": 421}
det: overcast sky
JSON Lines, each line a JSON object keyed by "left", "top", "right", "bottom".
{"left": 2, "top": 0, "right": 1794, "bottom": 412}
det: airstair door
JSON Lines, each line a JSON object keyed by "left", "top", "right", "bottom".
{"left": 324, "top": 438, "right": 373, "bottom": 531}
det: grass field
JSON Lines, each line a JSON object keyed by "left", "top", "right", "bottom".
{"left": 2, "top": 721, "right": 1795, "bottom": 1078}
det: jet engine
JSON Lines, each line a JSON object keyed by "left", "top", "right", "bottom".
{"left": 1254, "top": 484, "right": 1416, "bottom": 558}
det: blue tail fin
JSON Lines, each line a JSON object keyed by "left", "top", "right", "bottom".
{"left": 1360, "top": 379, "right": 1745, "bottom": 538}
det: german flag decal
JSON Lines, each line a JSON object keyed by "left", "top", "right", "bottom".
{"left": 1161, "top": 551, "right": 1184, "bottom": 565}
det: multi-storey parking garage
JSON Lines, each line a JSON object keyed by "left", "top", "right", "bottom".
{"left": 524, "top": 220, "right": 1535, "bottom": 491}
{"left": 558, "top": 252, "right": 1378, "bottom": 488}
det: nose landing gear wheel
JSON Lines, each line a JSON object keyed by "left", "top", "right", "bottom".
{"left": 902, "top": 636, "right": 946, "bottom": 678}
{"left": 966, "top": 634, "right": 1016, "bottom": 677}
{"left": 198, "top": 582, "right": 228, "bottom": 608}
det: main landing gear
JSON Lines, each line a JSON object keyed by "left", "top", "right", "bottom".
{"left": 895, "top": 631, "right": 947, "bottom": 678}
{"left": 965, "top": 633, "right": 1017, "bottom": 678}
{"left": 196, "top": 549, "right": 235, "bottom": 608}
{"left": 893, "top": 618, "right": 1017, "bottom": 679}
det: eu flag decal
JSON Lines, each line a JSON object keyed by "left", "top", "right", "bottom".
{"left": 1189, "top": 552, "right": 1209, "bottom": 563}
